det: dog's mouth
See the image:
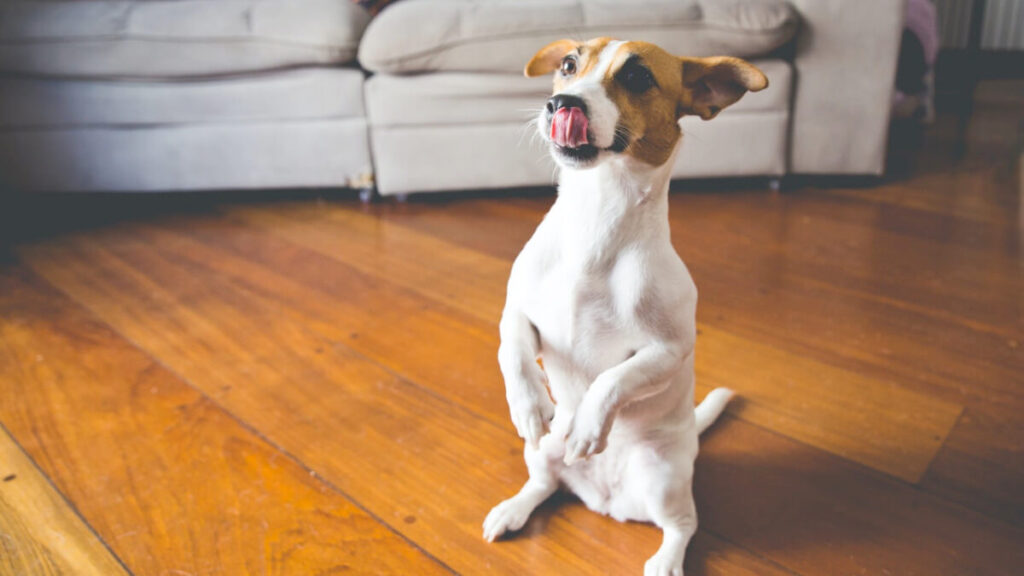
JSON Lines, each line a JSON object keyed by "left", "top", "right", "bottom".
{"left": 546, "top": 108, "right": 630, "bottom": 165}
{"left": 551, "top": 107, "right": 589, "bottom": 148}
{"left": 554, "top": 143, "right": 600, "bottom": 163}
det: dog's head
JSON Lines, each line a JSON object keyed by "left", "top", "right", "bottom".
{"left": 526, "top": 38, "right": 767, "bottom": 169}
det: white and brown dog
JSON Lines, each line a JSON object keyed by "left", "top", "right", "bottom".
{"left": 482, "top": 38, "right": 767, "bottom": 575}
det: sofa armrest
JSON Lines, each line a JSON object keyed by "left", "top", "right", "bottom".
{"left": 788, "top": 0, "right": 907, "bottom": 175}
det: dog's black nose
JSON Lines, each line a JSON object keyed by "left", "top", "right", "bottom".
{"left": 546, "top": 94, "right": 588, "bottom": 116}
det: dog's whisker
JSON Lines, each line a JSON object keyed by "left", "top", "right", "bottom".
{"left": 517, "top": 119, "right": 537, "bottom": 148}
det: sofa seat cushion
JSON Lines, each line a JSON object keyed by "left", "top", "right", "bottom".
{"left": 0, "top": 0, "right": 371, "bottom": 79}
{"left": 0, "top": 68, "right": 365, "bottom": 128}
{"left": 359, "top": 0, "right": 798, "bottom": 74}
{"left": 366, "top": 59, "right": 791, "bottom": 127}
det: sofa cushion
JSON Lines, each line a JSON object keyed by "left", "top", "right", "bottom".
{"left": 365, "top": 59, "right": 791, "bottom": 127}
{"left": 359, "top": 0, "right": 799, "bottom": 74}
{"left": 0, "top": 69, "right": 365, "bottom": 128}
{"left": 0, "top": 0, "right": 371, "bottom": 79}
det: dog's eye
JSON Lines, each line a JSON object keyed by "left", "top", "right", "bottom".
{"left": 618, "top": 63, "right": 655, "bottom": 94}
{"left": 560, "top": 56, "right": 578, "bottom": 76}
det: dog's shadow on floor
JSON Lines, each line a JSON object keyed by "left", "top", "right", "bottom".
{"left": 691, "top": 406, "right": 907, "bottom": 573}
{"left": 498, "top": 397, "right": 895, "bottom": 574}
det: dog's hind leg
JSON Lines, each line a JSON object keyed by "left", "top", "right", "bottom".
{"left": 483, "top": 433, "right": 564, "bottom": 542}
{"left": 643, "top": 464, "right": 698, "bottom": 576}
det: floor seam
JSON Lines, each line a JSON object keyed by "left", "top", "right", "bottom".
{"left": 0, "top": 418, "right": 138, "bottom": 576}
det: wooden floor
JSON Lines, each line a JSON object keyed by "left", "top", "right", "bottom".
{"left": 1, "top": 81, "right": 1022, "bottom": 575}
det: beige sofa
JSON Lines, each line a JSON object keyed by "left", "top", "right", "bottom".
{"left": 0, "top": 0, "right": 373, "bottom": 193}
{"left": 0, "top": 0, "right": 906, "bottom": 197}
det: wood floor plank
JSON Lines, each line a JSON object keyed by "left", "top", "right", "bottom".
{"left": 669, "top": 195, "right": 1020, "bottom": 335}
{"left": 229, "top": 203, "right": 509, "bottom": 325}
{"left": 920, "top": 403, "right": 1024, "bottom": 526}
{"left": 17, "top": 217, "right": 1023, "bottom": 576}
{"left": 0, "top": 425, "right": 128, "bottom": 576}
{"left": 229, "top": 202, "right": 964, "bottom": 483}
{"left": 696, "top": 324, "right": 962, "bottom": 482}
{"left": 0, "top": 267, "right": 452, "bottom": 576}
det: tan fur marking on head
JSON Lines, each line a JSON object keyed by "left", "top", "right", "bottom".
{"left": 525, "top": 38, "right": 615, "bottom": 91}
{"left": 549, "top": 37, "right": 614, "bottom": 94}
{"left": 524, "top": 39, "right": 578, "bottom": 78}
{"left": 600, "top": 42, "right": 686, "bottom": 166}
{"left": 597, "top": 42, "right": 767, "bottom": 166}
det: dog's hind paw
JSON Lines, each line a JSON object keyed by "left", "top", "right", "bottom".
{"left": 482, "top": 497, "right": 534, "bottom": 542}
{"left": 644, "top": 554, "right": 683, "bottom": 576}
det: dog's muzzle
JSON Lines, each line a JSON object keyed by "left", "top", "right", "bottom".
{"left": 547, "top": 95, "right": 590, "bottom": 149}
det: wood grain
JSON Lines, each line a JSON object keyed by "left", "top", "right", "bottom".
{"left": 0, "top": 267, "right": 452, "bottom": 576}
{"left": 229, "top": 203, "right": 509, "bottom": 325}
{"left": 0, "top": 425, "right": 128, "bottom": 576}
{"left": 17, "top": 213, "right": 1022, "bottom": 575}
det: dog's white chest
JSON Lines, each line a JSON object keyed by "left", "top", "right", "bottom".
{"left": 523, "top": 248, "right": 648, "bottom": 379}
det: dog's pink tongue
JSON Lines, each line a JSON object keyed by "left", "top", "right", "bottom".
{"left": 551, "top": 107, "right": 589, "bottom": 148}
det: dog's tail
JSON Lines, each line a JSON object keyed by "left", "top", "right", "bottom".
{"left": 695, "top": 387, "right": 735, "bottom": 435}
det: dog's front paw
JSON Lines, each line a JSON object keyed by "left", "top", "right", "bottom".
{"left": 508, "top": 387, "right": 555, "bottom": 449}
{"left": 563, "top": 400, "right": 611, "bottom": 465}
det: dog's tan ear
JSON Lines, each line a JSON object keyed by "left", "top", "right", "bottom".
{"left": 525, "top": 39, "right": 577, "bottom": 78}
{"left": 678, "top": 56, "right": 768, "bottom": 120}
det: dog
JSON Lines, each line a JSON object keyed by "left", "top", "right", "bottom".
{"left": 482, "top": 38, "right": 767, "bottom": 576}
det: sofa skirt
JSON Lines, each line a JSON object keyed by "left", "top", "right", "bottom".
{"left": 1, "top": 119, "right": 371, "bottom": 193}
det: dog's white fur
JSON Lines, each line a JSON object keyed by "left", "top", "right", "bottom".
{"left": 483, "top": 40, "right": 742, "bottom": 576}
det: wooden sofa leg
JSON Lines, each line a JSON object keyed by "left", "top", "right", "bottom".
{"left": 349, "top": 171, "right": 377, "bottom": 204}
{"left": 358, "top": 187, "right": 376, "bottom": 204}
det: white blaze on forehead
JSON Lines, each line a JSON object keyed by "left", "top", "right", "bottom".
{"left": 558, "top": 40, "right": 623, "bottom": 149}
{"left": 586, "top": 40, "right": 625, "bottom": 82}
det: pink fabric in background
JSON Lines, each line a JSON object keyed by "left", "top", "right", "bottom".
{"left": 353, "top": 0, "right": 399, "bottom": 16}
{"left": 906, "top": 0, "right": 940, "bottom": 66}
